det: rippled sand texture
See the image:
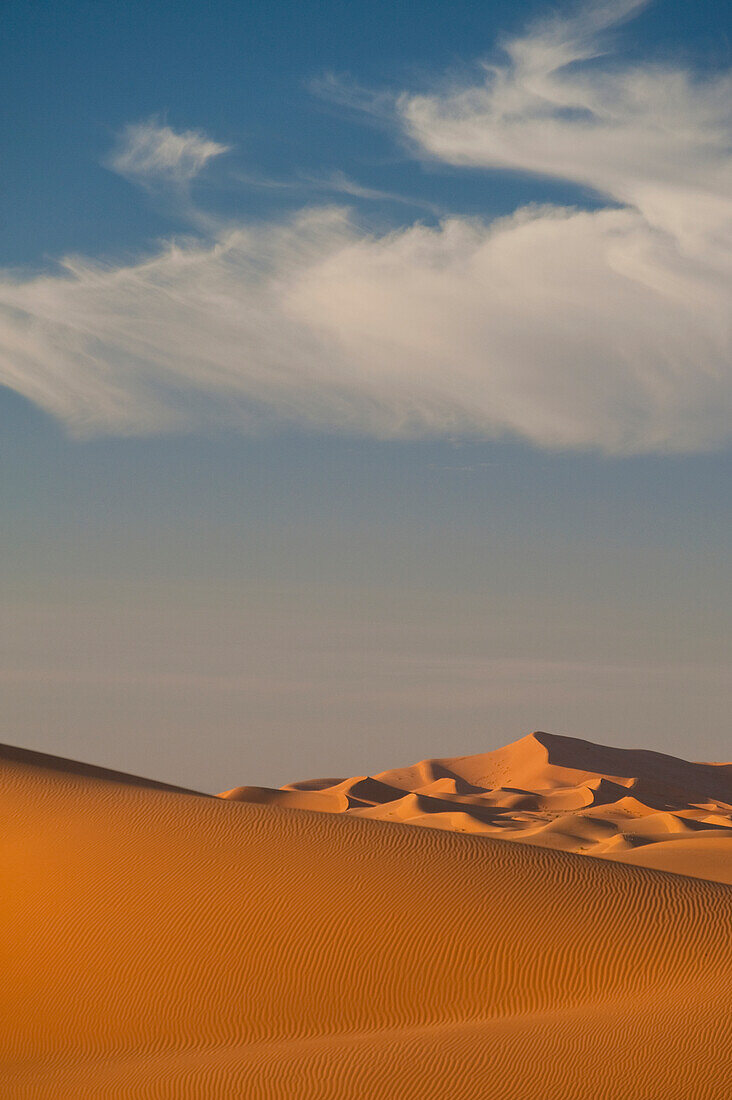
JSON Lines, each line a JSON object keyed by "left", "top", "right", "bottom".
{"left": 2, "top": 742, "right": 732, "bottom": 1098}
{"left": 223, "top": 731, "right": 732, "bottom": 884}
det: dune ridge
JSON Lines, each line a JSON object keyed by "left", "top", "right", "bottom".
{"left": 1, "top": 741, "right": 731, "bottom": 1097}
{"left": 222, "top": 731, "right": 732, "bottom": 883}
{"left": 0, "top": 741, "right": 207, "bottom": 797}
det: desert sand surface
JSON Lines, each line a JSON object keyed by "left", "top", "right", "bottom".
{"left": 1, "top": 738, "right": 732, "bottom": 1097}
{"left": 223, "top": 731, "right": 732, "bottom": 884}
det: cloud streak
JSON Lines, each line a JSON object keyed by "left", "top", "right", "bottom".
{"left": 0, "top": 1, "right": 730, "bottom": 453}
{"left": 108, "top": 119, "right": 230, "bottom": 186}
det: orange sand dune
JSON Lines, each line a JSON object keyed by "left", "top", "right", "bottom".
{"left": 222, "top": 731, "right": 732, "bottom": 884}
{"left": 2, "top": 740, "right": 731, "bottom": 1097}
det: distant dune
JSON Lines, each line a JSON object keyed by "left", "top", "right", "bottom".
{"left": 222, "top": 731, "right": 732, "bottom": 884}
{"left": 2, "top": 736, "right": 731, "bottom": 1097}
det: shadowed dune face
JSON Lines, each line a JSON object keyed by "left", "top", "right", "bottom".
{"left": 221, "top": 732, "right": 732, "bottom": 884}
{"left": 1, "top": 744, "right": 732, "bottom": 1097}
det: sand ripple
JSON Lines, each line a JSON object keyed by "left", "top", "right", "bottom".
{"left": 223, "top": 731, "right": 732, "bottom": 883}
{"left": 1, "top": 740, "right": 731, "bottom": 1096}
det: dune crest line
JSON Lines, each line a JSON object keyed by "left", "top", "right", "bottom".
{"left": 223, "top": 731, "right": 732, "bottom": 884}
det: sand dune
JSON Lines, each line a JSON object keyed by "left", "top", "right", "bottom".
{"left": 1, "top": 739, "right": 731, "bottom": 1097}
{"left": 222, "top": 731, "right": 732, "bottom": 884}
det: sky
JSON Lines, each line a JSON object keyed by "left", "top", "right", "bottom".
{"left": 1, "top": 0, "right": 730, "bottom": 791}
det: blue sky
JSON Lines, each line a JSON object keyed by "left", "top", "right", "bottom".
{"left": 3, "top": 0, "right": 728, "bottom": 266}
{"left": 1, "top": 0, "right": 730, "bottom": 788}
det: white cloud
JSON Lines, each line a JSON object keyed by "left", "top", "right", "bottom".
{"left": 0, "top": 2, "right": 730, "bottom": 453}
{"left": 234, "top": 167, "right": 445, "bottom": 216}
{"left": 108, "top": 119, "right": 230, "bottom": 186}
{"left": 400, "top": 0, "right": 732, "bottom": 252}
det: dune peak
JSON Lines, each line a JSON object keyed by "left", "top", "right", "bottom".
{"left": 221, "top": 731, "right": 732, "bottom": 884}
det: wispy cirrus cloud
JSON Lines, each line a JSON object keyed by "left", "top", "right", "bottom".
{"left": 108, "top": 118, "right": 231, "bottom": 187}
{"left": 234, "top": 167, "right": 445, "bottom": 216}
{"left": 0, "top": 1, "right": 730, "bottom": 453}
{"left": 399, "top": 0, "right": 732, "bottom": 252}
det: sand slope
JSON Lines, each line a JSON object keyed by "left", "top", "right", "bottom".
{"left": 223, "top": 731, "right": 732, "bottom": 884}
{"left": 2, "top": 741, "right": 731, "bottom": 1097}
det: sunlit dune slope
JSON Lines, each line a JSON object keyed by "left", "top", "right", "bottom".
{"left": 222, "top": 731, "right": 732, "bottom": 883}
{"left": 0, "top": 741, "right": 206, "bottom": 796}
{"left": 2, "top": 743, "right": 732, "bottom": 1098}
